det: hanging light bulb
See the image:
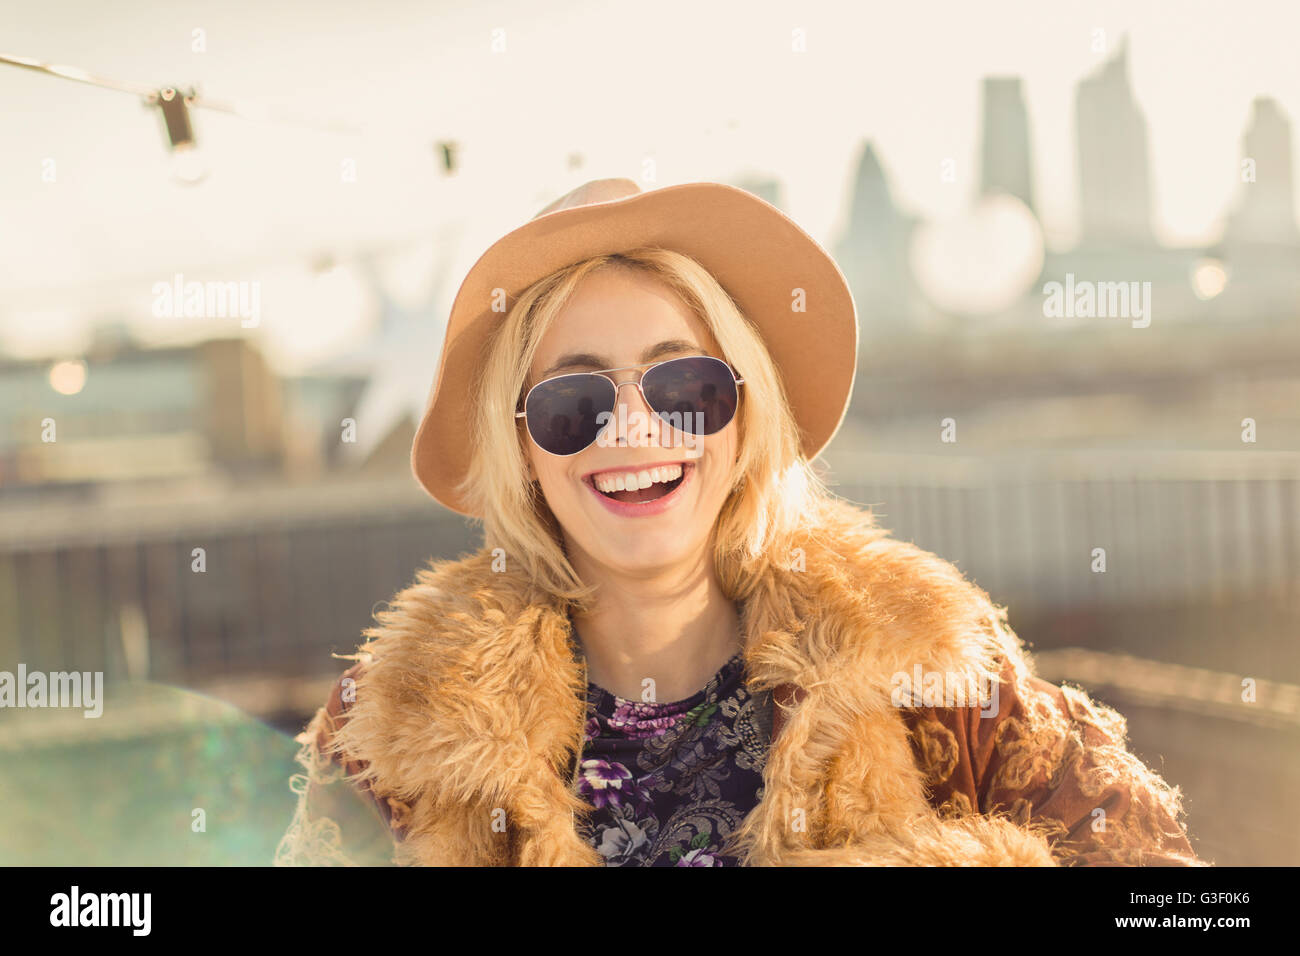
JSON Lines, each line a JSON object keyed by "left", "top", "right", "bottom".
{"left": 170, "top": 144, "right": 207, "bottom": 184}
{"left": 437, "top": 140, "right": 459, "bottom": 174}
{"left": 154, "top": 86, "right": 208, "bottom": 184}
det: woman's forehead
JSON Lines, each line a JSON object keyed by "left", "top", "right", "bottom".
{"left": 532, "top": 273, "right": 716, "bottom": 371}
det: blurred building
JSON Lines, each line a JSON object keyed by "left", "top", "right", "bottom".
{"left": 1075, "top": 38, "right": 1155, "bottom": 246}
{"left": 833, "top": 142, "right": 932, "bottom": 342}
{"left": 0, "top": 331, "right": 379, "bottom": 504}
{"left": 0, "top": 327, "right": 453, "bottom": 700}
{"left": 1210, "top": 97, "right": 1300, "bottom": 324}
{"left": 0, "top": 333, "right": 277, "bottom": 496}
{"left": 980, "top": 76, "right": 1037, "bottom": 213}
{"left": 1225, "top": 97, "right": 1300, "bottom": 247}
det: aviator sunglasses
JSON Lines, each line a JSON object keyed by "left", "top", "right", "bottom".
{"left": 516, "top": 355, "right": 745, "bottom": 457}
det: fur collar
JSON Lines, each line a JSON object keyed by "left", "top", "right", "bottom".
{"left": 331, "top": 497, "right": 1026, "bottom": 865}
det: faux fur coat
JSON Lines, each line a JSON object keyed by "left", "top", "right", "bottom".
{"left": 275, "top": 497, "right": 1203, "bottom": 867}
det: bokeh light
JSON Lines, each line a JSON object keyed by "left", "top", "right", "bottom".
{"left": 48, "top": 358, "right": 87, "bottom": 395}
{"left": 1192, "top": 257, "right": 1229, "bottom": 300}
{"left": 909, "top": 194, "right": 1046, "bottom": 317}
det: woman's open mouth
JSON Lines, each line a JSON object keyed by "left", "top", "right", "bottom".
{"left": 582, "top": 461, "right": 694, "bottom": 516}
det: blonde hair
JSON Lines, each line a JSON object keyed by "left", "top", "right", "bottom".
{"left": 460, "top": 247, "right": 832, "bottom": 611}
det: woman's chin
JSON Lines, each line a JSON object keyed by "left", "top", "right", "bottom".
{"left": 583, "top": 528, "right": 707, "bottom": 576}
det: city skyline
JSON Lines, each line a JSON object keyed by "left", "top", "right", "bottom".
{"left": 2, "top": 2, "right": 1299, "bottom": 367}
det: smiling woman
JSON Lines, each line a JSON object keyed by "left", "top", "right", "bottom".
{"left": 473, "top": 251, "right": 809, "bottom": 628}
{"left": 276, "top": 179, "right": 1203, "bottom": 868}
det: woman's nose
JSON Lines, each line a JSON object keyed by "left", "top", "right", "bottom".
{"left": 609, "top": 379, "right": 662, "bottom": 448}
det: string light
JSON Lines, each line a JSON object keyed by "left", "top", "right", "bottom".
{"left": 1, "top": 49, "right": 730, "bottom": 182}
{"left": 0, "top": 51, "right": 154, "bottom": 96}
{"left": 154, "top": 87, "right": 196, "bottom": 149}
{"left": 0, "top": 51, "right": 459, "bottom": 177}
{"left": 438, "top": 140, "right": 459, "bottom": 175}
{"left": 150, "top": 86, "right": 207, "bottom": 184}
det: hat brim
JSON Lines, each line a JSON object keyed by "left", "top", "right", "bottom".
{"left": 412, "top": 181, "right": 858, "bottom": 515}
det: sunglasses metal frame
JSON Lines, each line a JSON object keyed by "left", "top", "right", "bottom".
{"left": 514, "top": 354, "right": 745, "bottom": 457}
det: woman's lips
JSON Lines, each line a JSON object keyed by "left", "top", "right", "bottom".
{"left": 583, "top": 461, "right": 694, "bottom": 518}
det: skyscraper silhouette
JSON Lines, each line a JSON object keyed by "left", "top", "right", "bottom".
{"left": 1075, "top": 37, "right": 1154, "bottom": 244}
{"left": 833, "top": 142, "right": 923, "bottom": 333}
{"left": 1226, "top": 97, "right": 1300, "bottom": 246}
{"left": 981, "top": 76, "right": 1036, "bottom": 214}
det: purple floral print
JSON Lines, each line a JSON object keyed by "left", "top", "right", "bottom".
{"left": 573, "top": 649, "right": 772, "bottom": 866}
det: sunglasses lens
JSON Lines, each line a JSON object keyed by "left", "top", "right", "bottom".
{"left": 524, "top": 374, "right": 616, "bottom": 455}
{"left": 641, "top": 356, "right": 739, "bottom": 436}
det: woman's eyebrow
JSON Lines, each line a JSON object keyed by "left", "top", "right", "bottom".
{"left": 540, "top": 340, "right": 705, "bottom": 378}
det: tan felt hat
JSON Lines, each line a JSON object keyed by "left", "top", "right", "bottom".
{"left": 411, "top": 178, "right": 858, "bottom": 515}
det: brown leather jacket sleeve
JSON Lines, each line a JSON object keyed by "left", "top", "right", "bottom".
{"left": 904, "top": 654, "right": 1205, "bottom": 866}
{"left": 311, "top": 662, "right": 409, "bottom": 834}
{"left": 274, "top": 661, "right": 406, "bottom": 866}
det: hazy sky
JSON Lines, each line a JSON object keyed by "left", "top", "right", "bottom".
{"left": 2, "top": 0, "right": 1297, "bottom": 365}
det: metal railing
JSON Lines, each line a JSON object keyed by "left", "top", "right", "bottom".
{"left": 1, "top": 452, "right": 1296, "bottom": 685}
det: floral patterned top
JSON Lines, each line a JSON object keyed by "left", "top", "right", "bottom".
{"left": 573, "top": 650, "right": 773, "bottom": 866}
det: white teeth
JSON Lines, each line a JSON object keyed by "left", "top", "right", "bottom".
{"left": 592, "top": 464, "right": 685, "bottom": 494}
